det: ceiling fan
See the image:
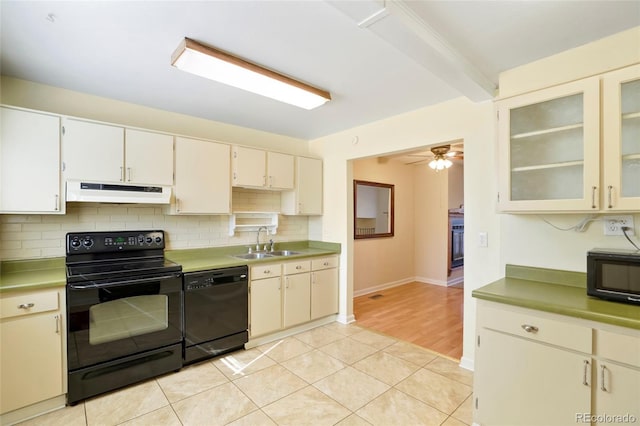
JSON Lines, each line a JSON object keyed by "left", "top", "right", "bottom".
{"left": 406, "top": 144, "right": 464, "bottom": 169}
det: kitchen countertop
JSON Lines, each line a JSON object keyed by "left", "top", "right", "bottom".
{"left": 472, "top": 264, "right": 640, "bottom": 330}
{"left": 0, "top": 240, "right": 341, "bottom": 293}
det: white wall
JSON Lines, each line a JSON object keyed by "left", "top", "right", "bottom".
{"left": 310, "top": 97, "right": 501, "bottom": 364}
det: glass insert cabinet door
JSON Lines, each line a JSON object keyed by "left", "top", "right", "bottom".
{"left": 497, "top": 77, "right": 600, "bottom": 211}
{"left": 602, "top": 64, "right": 640, "bottom": 211}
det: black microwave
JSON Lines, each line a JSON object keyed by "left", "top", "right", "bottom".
{"left": 587, "top": 249, "right": 640, "bottom": 305}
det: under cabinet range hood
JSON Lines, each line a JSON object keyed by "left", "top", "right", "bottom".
{"left": 66, "top": 181, "right": 171, "bottom": 204}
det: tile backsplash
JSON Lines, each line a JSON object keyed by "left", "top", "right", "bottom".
{"left": 0, "top": 189, "right": 308, "bottom": 260}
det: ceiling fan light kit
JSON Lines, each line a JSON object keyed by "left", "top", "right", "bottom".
{"left": 171, "top": 38, "right": 331, "bottom": 110}
{"left": 428, "top": 144, "right": 455, "bottom": 171}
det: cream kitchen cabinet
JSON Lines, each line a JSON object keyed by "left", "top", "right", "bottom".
{"left": 249, "top": 263, "right": 282, "bottom": 337}
{"left": 169, "top": 137, "right": 231, "bottom": 214}
{"left": 232, "top": 146, "right": 294, "bottom": 190}
{"left": 0, "top": 287, "right": 65, "bottom": 416}
{"left": 311, "top": 256, "right": 339, "bottom": 319}
{"left": 601, "top": 64, "right": 640, "bottom": 211}
{"left": 592, "top": 329, "right": 640, "bottom": 425}
{"left": 497, "top": 64, "right": 640, "bottom": 212}
{"left": 283, "top": 260, "right": 311, "bottom": 328}
{"left": 281, "top": 156, "right": 323, "bottom": 215}
{"left": 497, "top": 78, "right": 600, "bottom": 212}
{"left": 0, "top": 106, "right": 64, "bottom": 214}
{"left": 62, "top": 118, "right": 174, "bottom": 185}
{"left": 475, "top": 300, "right": 640, "bottom": 426}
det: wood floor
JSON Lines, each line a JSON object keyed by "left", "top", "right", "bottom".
{"left": 353, "top": 281, "right": 464, "bottom": 359}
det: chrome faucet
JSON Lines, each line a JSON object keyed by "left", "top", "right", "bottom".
{"left": 256, "top": 226, "right": 268, "bottom": 251}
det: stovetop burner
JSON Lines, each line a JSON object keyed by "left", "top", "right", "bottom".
{"left": 65, "top": 230, "right": 181, "bottom": 283}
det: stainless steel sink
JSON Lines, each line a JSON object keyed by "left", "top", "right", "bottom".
{"left": 269, "top": 250, "right": 301, "bottom": 256}
{"left": 232, "top": 252, "right": 275, "bottom": 260}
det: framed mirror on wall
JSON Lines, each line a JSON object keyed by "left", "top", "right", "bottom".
{"left": 353, "top": 180, "right": 394, "bottom": 239}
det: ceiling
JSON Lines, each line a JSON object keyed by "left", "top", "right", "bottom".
{"left": 1, "top": 1, "right": 638, "bottom": 140}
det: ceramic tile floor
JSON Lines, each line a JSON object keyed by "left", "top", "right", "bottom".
{"left": 18, "top": 323, "right": 473, "bottom": 426}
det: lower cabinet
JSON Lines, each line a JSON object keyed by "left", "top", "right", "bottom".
{"left": 0, "top": 287, "right": 65, "bottom": 416}
{"left": 475, "top": 300, "right": 640, "bottom": 426}
{"left": 249, "top": 264, "right": 282, "bottom": 337}
{"left": 283, "top": 261, "right": 311, "bottom": 328}
{"left": 311, "top": 257, "right": 339, "bottom": 319}
{"left": 249, "top": 255, "right": 338, "bottom": 338}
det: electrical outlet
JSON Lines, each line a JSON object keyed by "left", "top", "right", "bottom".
{"left": 603, "top": 215, "right": 635, "bottom": 236}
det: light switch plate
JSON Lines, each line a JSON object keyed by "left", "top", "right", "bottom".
{"left": 479, "top": 232, "right": 488, "bottom": 247}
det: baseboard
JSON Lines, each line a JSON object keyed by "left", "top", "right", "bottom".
{"left": 459, "top": 355, "right": 474, "bottom": 372}
{"left": 336, "top": 313, "right": 356, "bottom": 324}
{"left": 353, "top": 277, "right": 414, "bottom": 297}
{"left": 447, "top": 275, "right": 464, "bottom": 286}
{"left": 414, "top": 276, "right": 448, "bottom": 287}
{"left": 0, "top": 395, "right": 66, "bottom": 426}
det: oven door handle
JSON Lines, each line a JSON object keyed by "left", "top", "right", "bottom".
{"left": 68, "top": 273, "right": 182, "bottom": 290}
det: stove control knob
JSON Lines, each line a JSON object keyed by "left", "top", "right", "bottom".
{"left": 83, "top": 237, "right": 94, "bottom": 248}
{"left": 70, "top": 238, "right": 81, "bottom": 248}
{"left": 146, "top": 237, "right": 153, "bottom": 244}
{"left": 155, "top": 236, "right": 162, "bottom": 243}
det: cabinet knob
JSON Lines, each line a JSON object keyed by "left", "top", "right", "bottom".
{"left": 18, "top": 303, "right": 35, "bottom": 309}
{"left": 521, "top": 324, "right": 538, "bottom": 333}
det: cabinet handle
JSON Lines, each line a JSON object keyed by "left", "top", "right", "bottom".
{"left": 286, "top": 277, "right": 289, "bottom": 288}
{"left": 607, "top": 185, "right": 613, "bottom": 208}
{"left": 54, "top": 194, "right": 59, "bottom": 211}
{"left": 591, "top": 186, "right": 597, "bottom": 209}
{"left": 600, "top": 365, "right": 608, "bottom": 392}
{"left": 176, "top": 198, "right": 181, "bottom": 213}
{"left": 323, "top": 262, "right": 329, "bottom": 266}
{"left": 264, "top": 270, "right": 270, "bottom": 274}
{"left": 263, "top": 175, "right": 267, "bottom": 186}
{"left": 521, "top": 324, "right": 538, "bottom": 333}
{"left": 582, "top": 360, "right": 590, "bottom": 386}
{"left": 312, "top": 272, "right": 316, "bottom": 284}
{"left": 127, "top": 167, "right": 132, "bottom": 182}
{"left": 296, "top": 265, "right": 302, "bottom": 270}
{"left": 298, "top": 202, "right": 302, "bottom": 214}
{"left": 55, "top": 314, "right": 60, "bottom": 334}
{"left": 120, "top": 166, "right": 125, "bottom": 182}
{"left": 18, "top": 303, "right": 35, "bottom": 309}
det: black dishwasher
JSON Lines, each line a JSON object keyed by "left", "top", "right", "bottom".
{"left": 183, "top": 266, "right": 248, "bottom": 364}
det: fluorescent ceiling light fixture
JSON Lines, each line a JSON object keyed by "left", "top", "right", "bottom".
{"left": 171, "top": 38, "right": 331, "bottom": 110}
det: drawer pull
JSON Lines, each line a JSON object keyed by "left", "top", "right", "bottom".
{"left": 323, "top": 262, "right": 329, "bottom": 266}
{"left": 296, "top": 265, "right": 302, "bottom": 270}
{"left": 600, "top": 365, "right": 608, "bottom": 392}
{"left": 521, "top": 324, "right": 539, "bottom": 333}
{"left": 264, "top": 270, "right": 270, "bottom": 274}
{"left": 582, "top": 360, "right": 590, "bottom": 386}
{"left": 18, "top": 303, "right": 35, "bottom": 310}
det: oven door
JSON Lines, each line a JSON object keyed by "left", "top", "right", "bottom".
{"left": 67, "top": 272, "right": 182, "bottom": 371}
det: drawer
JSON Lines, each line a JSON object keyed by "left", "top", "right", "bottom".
{"left": 478, "top": 304, "right": 591, "bottom": 353}
{"left": 595, "top": 329, "right": 640, "bottom": 367}
{"left": 283, "top": 260, "right": 311, "bottom": 275}
{"left": 251, "top": 263, "right": 282, "bottom": 280}
{"left": 0, "top": 290, "right": 59, "bottom": 320}
{"left": 312, "top": 256, "right": 339, "bottom": 271}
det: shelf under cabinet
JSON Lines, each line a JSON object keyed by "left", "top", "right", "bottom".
{"left": 229, "top": 212, "right": 278, "bottom": 236}
{"left": 511, "top": 160, "right": 583, "bottom": 173}
{"left": 510, "top": 123, "right": 583, "bottom": 140}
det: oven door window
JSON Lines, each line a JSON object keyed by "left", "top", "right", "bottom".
{"left": 89, "top": 295, "right": 168, "bottom": 345}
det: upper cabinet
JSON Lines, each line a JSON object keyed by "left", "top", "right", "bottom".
{"left": 602, "top": 65, "right": 640, "bottom": 211}
{"left": 281, "top": 156, "right": 323, "bottom": 215}
{"left": 170, "top": 137, "right": 231, "bottom": 215}
{"left": 62, "top": 118, "right": 173, "bottom": 186}
{"left": 497, "top": 64, "right": 640, "bottom": 212}
{"left": 0, "top": 107, "right": 64, "bottom": 214}
{"left": 497, "top": 78, "right": 600, "bottom": 212}
{"left": 232, "top": 146, "right": 294, "bottom": 190}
